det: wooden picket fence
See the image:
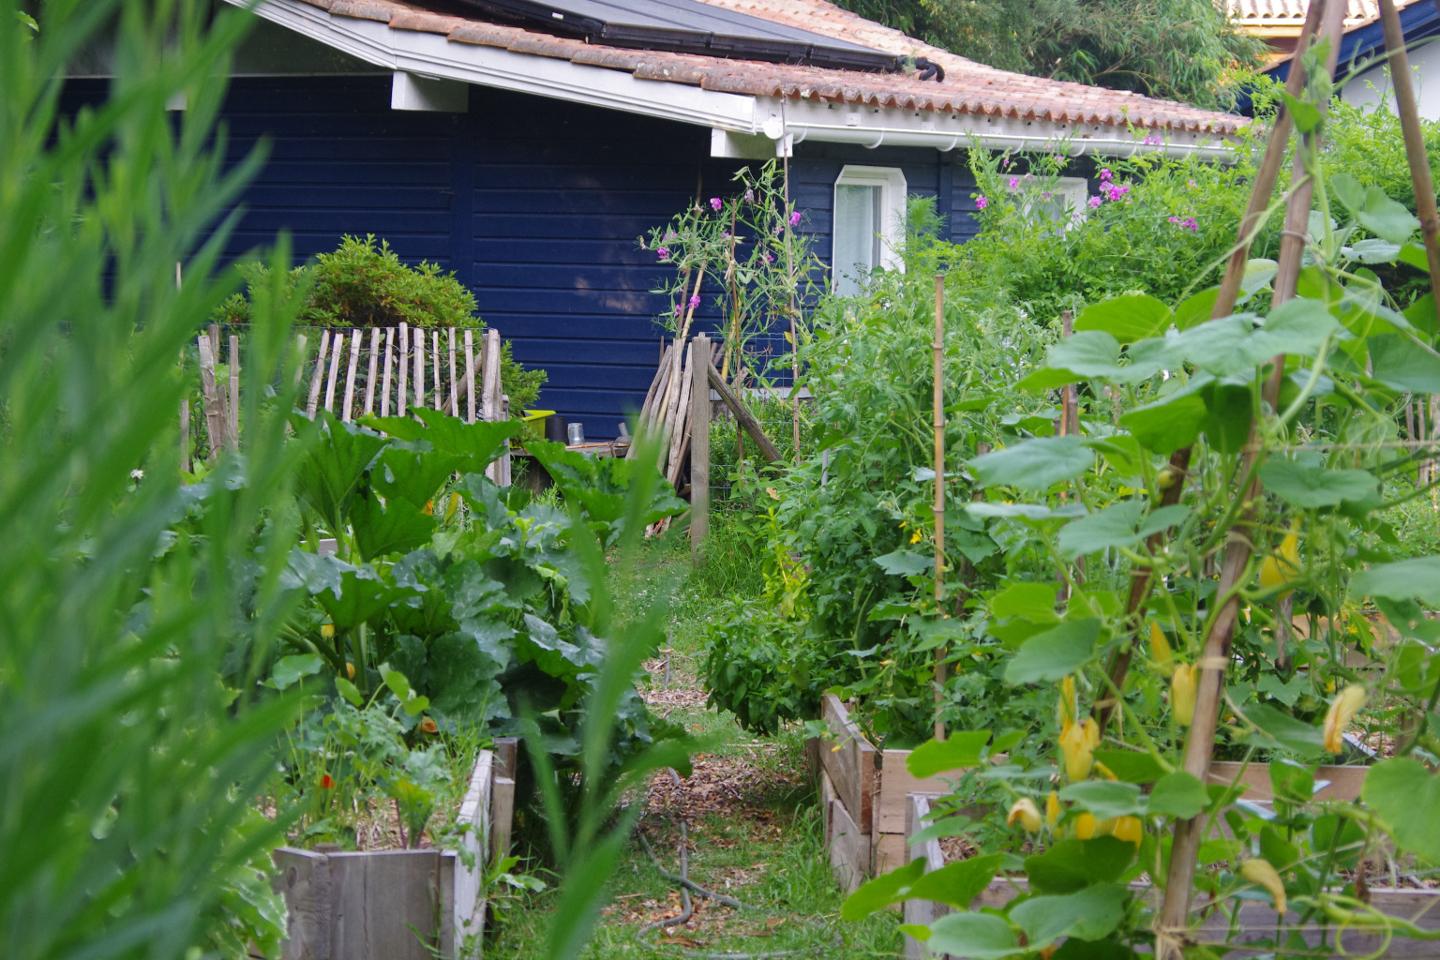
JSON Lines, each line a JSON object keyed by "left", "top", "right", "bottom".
{"left": 186, "top": 323, "right": 511, "bottom": 483}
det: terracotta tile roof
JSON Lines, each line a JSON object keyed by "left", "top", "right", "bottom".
{"left": 299, "top": 0, "right": 1244, "bottom": 135}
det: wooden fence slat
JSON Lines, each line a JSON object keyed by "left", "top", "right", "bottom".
{"left": 481, "top": 329, "right": 500, "bottom": 424}
{"left": 227, "top": 334, "right": 240, "bottom": 447}
{"left": 306, "top": 329, "right": 331, "bottom": 418}
{"left": 414, "top": 326, "right": 425, "bottom": 411}
{"left": 324, "top": 332, "right": 343, "bottom": 414}
{"left": 431, "top": 330, "right": 441, "bottom": 411}
{"left": 273, "top": 848, "right": 333, "bottom": 960}
{"left": 397, "top": 323, "right": 409, "bottom": 417}
{"left": 448, "top": 328, "right": 458, "bottom": 417}
{"left": 196, "top": 335, "right": 226, "bottom": 460}
{"left": 293, "top": 334, "right": 307, "bottom": 389}
{"left": 341, "top": 331, "right": 360, "bottom": 422}
{"left": 464, "top": 329, "right": 476, "bottom": 424}
{"left": 327, "top": 851, "right": 444, "bottom": 960}
{"left": 380, "top": 328, "right": 394, "bottom": 418}
{"left": 364, "top": 328, "right": 380, "bottom": 416}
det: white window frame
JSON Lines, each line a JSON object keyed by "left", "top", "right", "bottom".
{"left": 831, "top": 165, "right": 907, "bottom": 294}
{"left": 1019, "top": 176, "right": 1090, "bottom": 226}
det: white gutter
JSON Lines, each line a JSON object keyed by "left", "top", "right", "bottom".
{"left": 226, "top": 0, "right": 1238, "bottom": 160}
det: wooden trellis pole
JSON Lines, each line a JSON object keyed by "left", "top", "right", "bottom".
{"left": 690, "top": 334, "right": 712, "bottom": 561}
{"left": 931, "top": 274, "right": 947, "bottom": 741}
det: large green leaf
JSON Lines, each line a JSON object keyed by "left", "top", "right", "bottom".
{"left": 1045, "top": 330, "right": 1126, "bottom": 380}
{"left": 841, "top": 859, "right": 925, "bottom": 920}
{"left": 1369, "top": 334, "right": 1440, "bottom": 393}
{"left": 270, "top": 654, "right": 324, "bottom": 690}
{"left": 1057, "top": 501, "right": 1189, "bottom": 559}
{"left": 1259, "top": 457, "right": 1378, "bottom": 509}
{"left": 1356, "top": 184, "right": 1421, "bottom": 243}
{"left": 1024, "top": 837, "right": 1136, "bottom": 894}
{"left": 367, "top": 408, "right": 522, "bottom": 475}
{"left": 1147, "top": 771, "right": 1210, "bottom": 818}
{"left": 350, "top": 492, "right": 437, "bottom": 561}
{"left": 281, "top": 550, "right": 396, "bottom": 630}
{"left": 1004, "top": 619, "right": 1100, "bottom": 684}
{"left": 923, "top": 913, "right": 1019, "bottom": 959}
{"left": 842, "top": 854, "right": 1004, "bottom": 919}
{"left": 293, "top": 412, "right": 388, "bottom": 532}
{"left": 1364, "top": 759, "right": 1440, "bottom": 863}
{"left": 1009, "top": 883, "right": 1128, "bottom": 949}
{"left": 1058, "top": 781, "right": 1144, "bottom": 819}
{"left": 971, "top": 437, "right": 1095, "bottom": 491}
{"left": 1074, "top": 294, "right": 1172, "bottom": 343}
{"left": 875, "top": 548, "right": 933, "bottom": 576}
{"left": 1118, "top": 385, "right": 1207, "bottom": 454}
{"left": 1246, "top": 297, "right": 1343, "bottom": 364}
{"left": 1351, "top": 557, "right": 1440, "bottom": 605}
{"left": 370, "top": 445, "right": 462, "bottom": 509}
{"left": 907, "top": 730, "right": 992, "bottom": 778}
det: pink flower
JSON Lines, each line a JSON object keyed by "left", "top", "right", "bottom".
{"left": 975, "top": 195, "right": 989, "bottom": 210}
{"left": 762, "top": 251, "right": 774, "bottom": 264}
{"left": 1008, "top": 176, "right": 1020, "bottom": 190}
{"left": 744, "top": 188, "right": 755, "bottom": 203}
{"left": 789, "top": 210, "right": 803, "bottom": 227}
{"left": 689, "top": 294, "right": 701, "bottom": 309}
{"left": 1143, "top": 134, "right": 1163, "bottom": 146}
{"left": 709, "top": 197, "right": 722, "bottom": 212}
{"left": 1099, "top": 168, "right": 1113, "bottom": 182}
{"left": 656, "top": 246, "right": 670, "bottom": 260}
{"left": 1001, "top": 157, "right": 1012, "bottom": 170}
{"left": 1087, "top": 195, "right": 1103, "bottom": 209}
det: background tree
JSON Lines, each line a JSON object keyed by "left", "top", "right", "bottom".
{"left": 839, "top": 0, "right": 1265, "bottom": 109}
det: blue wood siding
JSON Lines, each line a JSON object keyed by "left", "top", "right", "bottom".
{"left": 64, "top": 72, "right": 986, "bottom": 438}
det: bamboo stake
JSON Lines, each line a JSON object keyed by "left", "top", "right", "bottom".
{"left": 1096, "top": 0, "right": 1331, "bottom": 738}
{"left": 691, "top": 334, "right": 712, "bottom": 561}
{"left": 342, "top": 330, "right": 360, "bottom": 421}
{"left": 414, "top": 326, "right": 425, "bottom": 411}
{"left": 306, "top": 329, "right": 331, "bottom": 418}
{"left": 464, "top": 329, "right": 476, "bottom": 423}
{"left": 932, "top": 274, "right": 947, "bottom": 742}
{"left": 1155, "top": 4, "right": 1346, "bottom": 952}
{"left": 364, "top": 328, "right": 380, "bottom": 416}
{"left": 324, "top": 331, "right": 344, "bottom": 415}
{"left": 666, "top": 342, "right": 694, "bottom": 483}
{"left": 432, "top": 330, "right": 441, "bottom": 411}
{"left": 227, "top": 334, "right": 240, "bottom": 448}
{"left": 179, "top": 347, "right": 190, "bottom": 470}
{"left": 397, "top": 323, "right": 409, "bottom": 417}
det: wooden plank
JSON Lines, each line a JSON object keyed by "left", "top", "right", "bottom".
{"left": 819, "top": 694, "right": 877, "bottom": 834}
{"left": 871, "top": 831, "right": 907, "bottom": 878}
{"left": 464, "top": 329, "right": 476, "bottom": 423}
{"left": 397, "top": 323, "right": 409, "bottom": 417}
{"left": 448, "top": 328, "right": 458, "bottom": 416}
{"left": 274, "top": 847, "right": 333, "bottom": 960}
{"left": 876, "top": 747, "right": 957, "bottom": 835}
{"left": 323, "top": 332, "right": 343, "bottom": 415}
{"left": 451, "top": 751, "right": 493, "bottom": 945}
{"left": 491, "top": 776, "right": 516, "bottom": 866}
{"left": 341, "top": 331, "right": 360, "bottom": 422}
{"left": 493, "top": 736, "right": 519, "bottom": 780}
{"left": 414, "top": 326, "right": 425, "bottom": 411}
{"left": 431, "top": 330, "right": 442, "bottom": 411}
{"left": 638, "top": 341, "right": 673, "bottom": 426}
{"left": 903, "top": 795, "right": 948, "bottom": 959}
{"left": 481, "top": 328, "right": 501, "bottom": 424}
{"left": 825, "top": 773, "right": 870, "bottom": 893}
{"left": 1207, "top": 761, "right": 1367, "bottom": 802}
{"left": 380, "top": 328, "right": 394, "bottom": 417}
{"left": 227, "top": 333, "right": 240, "bottom": 447}
{"left": 706, "top": 362, "right": 781, "bottom": 462}
{"left": 690, "top": 334, "right": 711, "bottom": 559}
{"left": 327, "top": 850, "right": 444, "bottom": 960}
{"left": 664, "top": 342, "right": 694, "bottom": 484}
{"left": 364, "top": 328, "right": 380, "bottom": 416}
{"left": 196, "top": 335, "right": 226, "bottom": 460}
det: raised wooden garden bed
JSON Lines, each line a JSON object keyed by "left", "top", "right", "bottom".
{"left": 808, "top": 694, "right": 955, "bottom": 891}
{"left": 903, "top": 794, "right": 1440, "bottom": 959}
{"left": 272, "top": 738, "right": 518, "bottom": 960}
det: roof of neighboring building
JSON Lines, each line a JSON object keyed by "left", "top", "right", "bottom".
{"left": 1227, "top": 0, "right": 1425, "bottom": 33}
{"left": 282, "top": 0, "right": 1244, "bottom": 136}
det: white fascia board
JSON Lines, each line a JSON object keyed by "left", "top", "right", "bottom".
{"left": 761, "top": 97, "right": 1240, "bottom": 160}
{"left": 226, "top": 0, "right": 759, "bottom": 132}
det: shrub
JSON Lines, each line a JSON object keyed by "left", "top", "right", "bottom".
{"left": 218, "top": 234, "right": 546, "bottom": 411}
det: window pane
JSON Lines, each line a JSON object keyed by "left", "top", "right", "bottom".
{"left": 834, "top": 183, "right": 879, "bottom": 297}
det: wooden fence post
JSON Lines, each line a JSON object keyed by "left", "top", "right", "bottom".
{"left": 691, "top": 334, "right": 711, "bottom": 561}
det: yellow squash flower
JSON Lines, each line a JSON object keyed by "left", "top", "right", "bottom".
{"left": 910, "top": 529, "right": 923, "bottom": 544}
{"left": 1045, "top": 791, "right": 1061, "bottom": 829}
{"left": 1059, "top": 717, "right": 1099, "bottom": 781}
{"left": 1171, "top": 662, "right": 1198, "bottom": 727}
{"left": 1111, "top": 816, "right": 1143, "bottom": 846}
{"left": 1073, "top": 812, "right": 1099, "bottom": 840}
{"left": 1258, "top": 523, "right": 1301, "bottom": 594}
{"left": 1241, "top": 858, "right": 1287, "bottom": 914}
{"left": 1149, "top": 621, "right": 1174, "bottom": 675}
{"left": 320, "top": 622, "right": 335, "bottom": 640}
{"left": 1323, "top": 684, "right": 1367, "bottom": 754}
{"left": 1057, "top": 675, "right": 1078, "bottom": 728}
{"left": 1007, "top": 797, "right": 1043, "bottom": 833}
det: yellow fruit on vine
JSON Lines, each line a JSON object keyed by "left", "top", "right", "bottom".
{"left": 1323, "top": 684, "right": 1366, "bottom": 754}
{"left": 1149, "top": 621, "right": 1174, "bottom": 674}
{"left": 1241, "top": 858, "right": 1287, "bottom": 914}
{"left": 1111, "top": 816, "right": 1143, "bottom": 846}
{"left": 1157, "top": 466, "right": 1178, "bottom": 491}
{"left": 345, "top": 661, "right": 356, "bottom": 680}
{"left": 1073, "top": 812, "right": 1099, "bottom": 840}
{"left": 1059, "top": 717, "right": 1099, "bottom": 782}
{"left": 320, "top": 623, "right": 335, "bottom": 640}
{"left": 1007, "top": 797, "right": 1043, "bottom": 833}
{"left": 1258, "top": 523, "right": 1301, "bottom": 594}
{"left": 1045, "top": 791, "right": 1061, "bottom": 828}
{"left": 1172, "top": 663, "right": 1198, "bottom": 727}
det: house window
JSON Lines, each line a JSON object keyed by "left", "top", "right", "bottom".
{"left": 831, "top": 166, "right": 906, "bottom": 297}
{"left": 1021, "top": 176, "right": 1090, "bottom": 226}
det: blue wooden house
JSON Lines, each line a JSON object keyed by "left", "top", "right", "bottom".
{"left": 71, "top": 0, "right": 1242, "bottom": 438}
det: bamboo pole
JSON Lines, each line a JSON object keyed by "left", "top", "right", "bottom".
{"left": 691, "top": 334, "right": 712, "bottom": 561}
{"left": 932, "top": 274, "right": 947, "bottom": 742}
{"left": 227, "top": 334, "right": 240, "bottom": 448}
{"left": 364, "top": 328, "right": 380, "bottom": 416}
{"left": 1155, "top": 3, "right": 1346, "bottom": 952}
{"left": 414, "top": 326, "right": 425, "bottom": 411}
{"left": 1096, "top": 0, "right": 1331, "bottom": 737}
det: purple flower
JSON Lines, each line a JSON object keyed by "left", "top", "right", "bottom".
{"left": 1099, "top": 168, "right": 1113, "bottom": 182}
{"left": 1087, "top": 195, "right": 1103, "bottom": 209}
{"left": 1008, "top": 176, "right": 1020, "bottom": 190}
{"left": 709, "top": 197, "right": 722, "bottom": 212}
{"left": 1143, "top": 134, "right": 1163, "bottom": 146}
{"left": 789, "top": 210, "right": 803, "bottom": 227}
{"left": 1001, "top": 157, "right": 1012, "bottom": 170}
{"left": 1103, "top": 183, "right": 1130, "bottom": 203}
{"left": 744, "top": 188, "right": 755, "bottom": 203}
{"left": 975, "top": 194, "right": 989, "bottom": 210}
{"left": 656, "top": 246, "right": 670, "bottom": 261}
{"left": 689, "top": 294, "right": 701, "bottom": 309}
{"left": 762, "top": 251, "right": 774, "bottom": 264}
{"left": 1168, "top": 215, "right": 1181, "bottom": 224}
{"left": 1183, "top": 217, "right": 1198, "bottom": 232}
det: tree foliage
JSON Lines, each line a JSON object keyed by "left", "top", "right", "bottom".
{"left": 837, "top": 0, "right": 1265, "bottom": 109}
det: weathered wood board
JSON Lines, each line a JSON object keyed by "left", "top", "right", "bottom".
{"left": 822, "top": 769, "right": 869, "bottom": 894}
{"left": 1207, "top": 760, "right": 1367, "bottom": 802}
{"left": 818, "top": 694, "right": 876, "bottom": 835}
